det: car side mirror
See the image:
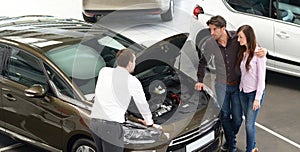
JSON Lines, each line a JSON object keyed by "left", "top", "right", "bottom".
{"left": 24, "top": 84, "right": 46, "bottom": 98}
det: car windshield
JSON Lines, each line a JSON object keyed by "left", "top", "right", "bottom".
{"left": 45, "top": 34, "right": 142, "bottom": 99}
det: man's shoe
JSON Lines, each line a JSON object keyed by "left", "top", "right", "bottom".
{"left": 252, "top": 147, "right": 258, "bottom": 152}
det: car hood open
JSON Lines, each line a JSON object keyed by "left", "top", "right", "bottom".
{"left": 134, "top": 33, "right": 189, "bottom": 74}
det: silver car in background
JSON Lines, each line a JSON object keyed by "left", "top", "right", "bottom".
{"left": 82, "top": 0, "right": 174, "bottom": 22}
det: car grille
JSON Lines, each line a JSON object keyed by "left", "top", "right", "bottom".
{"left": 167, "top": 118, "right": 221, "bottom": 151}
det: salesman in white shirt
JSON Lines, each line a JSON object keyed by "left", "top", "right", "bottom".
{"left": 90, "top": 48, "right": 154, "bottom": 152}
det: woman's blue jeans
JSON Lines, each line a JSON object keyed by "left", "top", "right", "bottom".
{"left": 215, "top": 81, "right": 243, "bottom": 151}
{"left": 240, "top": 90, "right": 264, "bottom": 152}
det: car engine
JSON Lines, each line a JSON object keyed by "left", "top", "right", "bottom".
{"left": 127, "top": 64, "right": 186, "bottom": 123}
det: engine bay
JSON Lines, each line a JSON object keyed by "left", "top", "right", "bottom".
{"left": 127, "top": 63, "right": 205, "bottom": 124}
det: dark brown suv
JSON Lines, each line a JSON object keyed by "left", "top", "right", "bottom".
{"left": 0, "top": 15, "right": 222, "bottom": 152}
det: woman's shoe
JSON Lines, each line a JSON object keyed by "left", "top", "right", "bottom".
{"left": 252, "top": 147, "right": 258, "bottom": 152}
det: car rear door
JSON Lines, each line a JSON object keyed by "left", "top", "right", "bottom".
{"left": 273, "top": 0, "right": 300, "bottom": 75}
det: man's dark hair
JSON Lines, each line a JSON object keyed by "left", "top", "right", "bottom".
{"left": 206, "top": 15, "right": 227, "bottom": 28}
{"left": 116, "top": 49, "right": 135, "bottom": 67}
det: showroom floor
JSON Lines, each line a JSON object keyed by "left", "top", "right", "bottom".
{"left": 1, "top": 0, "right": 300, "bottom": 152}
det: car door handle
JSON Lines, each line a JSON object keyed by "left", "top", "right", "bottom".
{"left": 276, "top": 31, "right": 290, "bottom": 39}
{"left": 2, "top": 88, "right": 16, "bottom": 101}
{"left": 3, "top": 94, "right": 16, "bottom": 101}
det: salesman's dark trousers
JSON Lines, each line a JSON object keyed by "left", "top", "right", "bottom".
{"left": 90, "top": 118, "right": 124, "bottom": 152}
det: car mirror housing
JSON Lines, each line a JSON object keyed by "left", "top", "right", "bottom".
{"left": 24, "top": 84, "right": 46, "bottom": 98}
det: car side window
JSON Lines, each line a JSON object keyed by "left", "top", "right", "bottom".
{"left": 0, "top": 44, "right": 10, "bottom": 75}
{"left": 44, "top": 64, "right": 79, "bottom": 100}
{"left": 277, "top": 0, "right": 300, "bottom": 25}
{"left": 7, "top": 47, "right": 47, "bottom": 87}
{"left": 227, "top": 0, "right": 270, "bottom": 17}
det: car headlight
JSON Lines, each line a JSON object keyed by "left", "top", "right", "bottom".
{"left": 123, "top": 121, "right": 163, "bottom": 144}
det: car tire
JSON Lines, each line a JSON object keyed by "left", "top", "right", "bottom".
{"left": 160, "top": 0, "right": 174, "bottom": 21}
{"left": 82, "top": 12, "right": 97, "bottom": 23}
{"left": 71, "top": 138, "right": 96, "bottom": 152}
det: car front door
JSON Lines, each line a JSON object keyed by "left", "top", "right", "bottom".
{"left": 273, "top": 0, "right": 300, "bottom": 75}
{"left": 0, "top": 44, "right": 10, "bottom": 129}
{"left": 0, "top": 45, "right": 64, "bottom": 149}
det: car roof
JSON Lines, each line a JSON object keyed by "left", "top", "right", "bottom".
{"left": 0, "top": 15, "right": 109, "bottom": 52}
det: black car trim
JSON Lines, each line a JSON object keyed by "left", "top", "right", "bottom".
{"left": 83, "top": 8, "right": 163, "bottom": 16}
{"left": 0, "top": 127, "right": 62, "bottom": 152}
{"left": 267, "top": 53, "right": 300, "bottom": 67}
{"left": 169, "top": 118, "right": 219, "bottom": 146}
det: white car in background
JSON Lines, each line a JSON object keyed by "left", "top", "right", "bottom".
{"left": 82, "top": 0, "right": 174, "bottom": 22}
{"left": 191, "top": 0, "right": 300, "bottom": 77}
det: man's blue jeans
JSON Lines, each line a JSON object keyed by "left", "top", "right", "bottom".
{"left": 240, "top": 90, "right": 264, "bottom": 152}
{"left": 215, "top": 81, "right": 243, "bottom": 151}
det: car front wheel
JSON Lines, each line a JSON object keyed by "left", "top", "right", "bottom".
{"left": 160, "top": 0, "right": 174, "bottom": 21}
{"left": 71, "top": 138, "right": 96, "bottom": 152}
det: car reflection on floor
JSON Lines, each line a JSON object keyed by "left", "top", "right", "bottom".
{"left": 0, "top": 133, "right": 48, "bottom": 152}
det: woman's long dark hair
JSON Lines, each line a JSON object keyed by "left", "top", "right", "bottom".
{"left": 237, "top": 25, "right": 257, "bottom": 72}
